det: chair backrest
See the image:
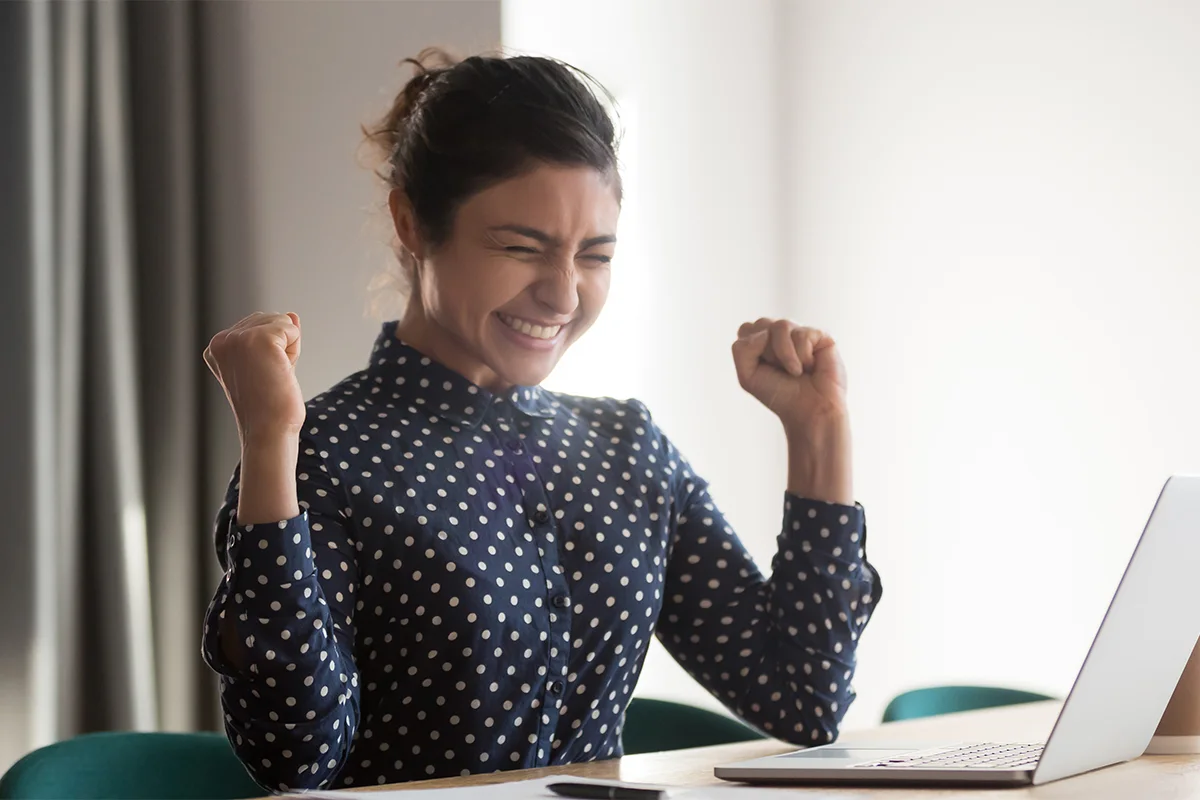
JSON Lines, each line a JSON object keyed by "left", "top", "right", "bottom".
{"left": 882, "top": 685, "right": 1056, "bottom": 723}
{"left": 0, "top": 731, "right": 262, "bottom": 800}
{"left": 621, "top": 698, "right": 765, "bottom": 755}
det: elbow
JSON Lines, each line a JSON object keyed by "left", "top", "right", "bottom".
{"left": 777, "top": 715, "right": 841, "bottom": 748}
{"left": 227, "top": 730, "right": 353, "bottom": 794}
{"left": 772, "top": 693, "right": 846, "bottom": 748}
{"left": 219, "top": 692, "right": 360, "bottom": 793}
{"left": 243, "top": 762, "right": 334, "bottom": 794}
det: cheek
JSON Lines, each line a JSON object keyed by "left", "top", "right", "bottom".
{"left": 577, "top": 270, "right": 611, "bottom": 323}
{"left": 428, "top": 252, "right": 517, "bottom": 314}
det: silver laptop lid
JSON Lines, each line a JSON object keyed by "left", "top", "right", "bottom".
{"left": 1033, "top": 475, "right": 1200, "bottom": 785}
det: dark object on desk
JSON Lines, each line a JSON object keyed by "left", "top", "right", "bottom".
{"left": 882, "top": 685, "right": 1056, "bottom": 723}
{"left": 0, "top": 732, "right": 262, "bottom": 799}
{"left": 621, "top": 698, "right": 765, "bottom": 755}
{"left": 549, "top": 782, "right": 665, "bottom": 800}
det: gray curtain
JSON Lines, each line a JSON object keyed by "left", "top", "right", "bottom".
{"left": 0, "top": 0, "right": 225, "bottom": 771}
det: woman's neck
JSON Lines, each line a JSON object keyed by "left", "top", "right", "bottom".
{"left": 395, "top": 299, "right": 509, "bottom": 393}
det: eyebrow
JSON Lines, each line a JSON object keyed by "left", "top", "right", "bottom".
{"left": 487, "top": 224, "right": 616, "bottom": 251}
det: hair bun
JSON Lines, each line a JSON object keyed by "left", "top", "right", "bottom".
{"left": 361, "top": 47, "right": 460, "bottom": 180}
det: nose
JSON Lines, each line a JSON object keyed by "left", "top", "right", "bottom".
{"left": 532, "top": 260, "right": 580, "bottom": 318}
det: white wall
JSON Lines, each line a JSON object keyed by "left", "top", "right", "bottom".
{"left": 507, "top": 0, "right": 1200, "bottom": 731}
{"left": 785, "top": 0, "right": 1200, "bottom": 726}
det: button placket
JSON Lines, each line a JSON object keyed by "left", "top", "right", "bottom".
{"left": 508, "top": 430, "right": 569, "bottom": 765}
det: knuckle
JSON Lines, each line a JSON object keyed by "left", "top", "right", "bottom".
{"left": 206, "top": 332, "right": 227, "bottom": 356}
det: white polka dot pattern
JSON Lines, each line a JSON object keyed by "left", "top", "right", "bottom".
{"left": 200, "top": 323, "right": 881, "bottom": 792}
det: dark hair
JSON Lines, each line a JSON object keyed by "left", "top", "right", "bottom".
{"left": 362, "top": 48, "right": 622, "bottom": 257}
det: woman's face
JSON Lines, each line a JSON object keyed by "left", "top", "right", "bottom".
{"left": 393, "top": 164, "right": 620, "bottom": 390}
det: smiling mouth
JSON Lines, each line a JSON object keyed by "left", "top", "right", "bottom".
{"left": 497, "top": 312, "right": 564, "bottom": 340}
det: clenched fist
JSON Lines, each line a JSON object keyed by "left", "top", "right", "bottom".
{"left": 204, "top": 312, "right": 306, "bottom": 444}
{"left": 731, "top": 317, "right": 853, "bottom": 504}
{"left": 731, "top": 318, "right": 847, "bottom": 433}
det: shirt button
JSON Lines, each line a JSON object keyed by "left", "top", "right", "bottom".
{"left": 549, "top": 680, "right": 564, "bottom": 694}
{"left": 552, "top": 594, "right": 571, "bottom": 609}
{"left": 506, "top": 440, "right": 524, "bottom": 455}
{"left": 532, "top": 509, "right": 550, "bottom": 524}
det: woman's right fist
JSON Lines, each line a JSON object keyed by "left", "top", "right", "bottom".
{"left": 204, "top": 312, "right": 306, "bottom": 443}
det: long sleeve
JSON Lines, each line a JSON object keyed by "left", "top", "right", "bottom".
{"left": 201, "top": 439, "right": 362, "bottom": 792}
{"left": 649, "top": 414, "right": 881, "bottom": 746}
{"left": 201, "top": 325, "right": 883, "bottom": 786}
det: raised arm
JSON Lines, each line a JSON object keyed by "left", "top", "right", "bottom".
{"left": 652, "top": 318, "right": 881, "bottom": 743}
{"left": 200, "top": 312, "right": 362, "bottom": 791}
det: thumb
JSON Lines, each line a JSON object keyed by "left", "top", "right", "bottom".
{"left": 731, "top": 329, "right": 769, "bottom": 389}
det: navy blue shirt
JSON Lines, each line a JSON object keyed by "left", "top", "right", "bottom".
{"left": 201, "top": 322, "right": 881, "bottom": 792}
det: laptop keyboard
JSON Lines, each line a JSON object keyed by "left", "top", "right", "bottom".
{"left": 854, "top": 742, "right": 1044, "bottom": 770}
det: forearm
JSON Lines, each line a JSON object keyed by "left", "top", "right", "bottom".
{"left": 784, "top": 413, "right": 853, "bottom": 505}
{"left": 221, "top": 436, "right": 302, "bottom": 665}
{"left": 237, "top": 434, "right": 301, "bottom": 524}
{"left": 658, "top": 494, "right": 879, "bottom": 745}
{"left": 203, "top": 515, "right": 355, "bottom": 707}
{"left": 206, "top": 575, "right": 359, "bottom": 717}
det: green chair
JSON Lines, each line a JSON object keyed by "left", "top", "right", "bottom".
{"left": 882, "top": 685, "right": 1056, "bottom": 723}
{"left": 622, "top": 698, "right": 766, "bottom": 755}
{"left": 0, "top": 731, "right": 262, "bottom": 800}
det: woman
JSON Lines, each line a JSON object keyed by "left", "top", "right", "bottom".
{"left": 201, "top": 50, "right": 881, "bottom": 792}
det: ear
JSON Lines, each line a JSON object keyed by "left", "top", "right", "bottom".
{"left": 388, "top": 189, "right": 423, "bottom": 261}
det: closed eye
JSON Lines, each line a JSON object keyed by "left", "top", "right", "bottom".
{"left": 505, "top": 245, "right": 539, "bottom": 254}
{"left": 583, "top": 255, "right": 612, "bottom": 264}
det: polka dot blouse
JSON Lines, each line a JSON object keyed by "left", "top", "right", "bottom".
{"left": 201, "top": 322, "right": 882, "bottom": 792}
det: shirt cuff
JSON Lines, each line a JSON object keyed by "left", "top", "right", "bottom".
{"left": 781, "top": 493, "right": 866, "bottom": 558}
{"left": 225, "top": 511, "right": 317, "bottom": 590}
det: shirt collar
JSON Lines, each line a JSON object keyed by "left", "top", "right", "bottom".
{"left": 367, "top": 322, "right": 558, "bottom": 428}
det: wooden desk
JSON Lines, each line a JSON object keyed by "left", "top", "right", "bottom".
{"left": 299, "top": 701, "right": 1200, "bottom": 798}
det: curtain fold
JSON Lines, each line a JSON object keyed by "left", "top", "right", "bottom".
{"left": 50, "top": 0, "right": 87, "bottom": 743}
{"left": 3, "top": 0, "right": 222, "bottom": 769}
{"left": 127, "top": 0, "right": 214, "bottom": 734}
{"left": 89, "top": 0, "right": 158, "bottom": 735}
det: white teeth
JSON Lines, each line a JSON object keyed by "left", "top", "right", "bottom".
{"left": 500, "top": 313, "right": 561, "bottom": 340}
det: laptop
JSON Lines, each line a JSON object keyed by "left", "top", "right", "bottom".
{"left": 716, "top": 475, "right": 1200, "bottom": 787}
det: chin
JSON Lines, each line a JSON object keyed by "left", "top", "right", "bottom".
{"left": 484, "top": 340, "right": 563, "bottom": 386}
{"left": 486, "top": 318, "right": 571, "bottom": 387}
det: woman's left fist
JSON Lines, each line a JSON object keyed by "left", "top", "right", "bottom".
{"left": 731, "top": 318, "right": 848, "bottom": 431}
